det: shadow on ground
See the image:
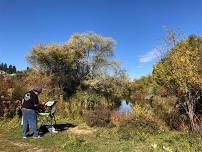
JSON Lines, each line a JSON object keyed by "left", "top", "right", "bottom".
{"left": 39, "top": 123, "right": 77, "bottom": 135}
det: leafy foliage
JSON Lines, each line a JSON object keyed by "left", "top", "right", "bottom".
{"left": 164, "top": 110, "right": 189, "bottom": 130}
{"left": 27, "top": 33, "right": 116, "bottom": 97}
{"left": 11, "top": 85, "right": 26, "bottom": 100}
{"left": 153, "top": 35, "right": 202, "bottom": 131}
{"left": 81, "top": 72, "right": 129, "bottom": 103}
{"left": 129, "top": 75, "right": 159, "bottom": 110}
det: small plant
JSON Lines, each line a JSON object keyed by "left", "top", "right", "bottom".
{"left": 134, "top": 104, "right": 154, "bottom": 119}
{"left": 119, "top": 113, "right": 160, "bottom": 134}
{"left": 111, "top": 112, "right": 123, "bottom": 123}
{"left": 85, "top": 107, "right": 112, "bottom": 127}
{"left": 62, "top": 135, "right": 94, "bottom": 152}
{"left": 164, "top": 110, "right": 189, "bottom": 130}
{"left": 117, "top": 127, "right": 133, "bottom": 140}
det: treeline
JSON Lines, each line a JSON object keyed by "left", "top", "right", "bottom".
{"left": 0, "top": 63, "right": 17, "bottom": 74}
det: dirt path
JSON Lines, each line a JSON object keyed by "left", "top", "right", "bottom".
{"left": 0, "top": 134, "right": 50, "bottom": 152}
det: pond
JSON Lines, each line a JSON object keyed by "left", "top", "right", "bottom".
{"left": 117, "top": 100, "right": 133, "bottom": 113}
{"left": 62, "top": 99, "right": 134, "bottom": 115}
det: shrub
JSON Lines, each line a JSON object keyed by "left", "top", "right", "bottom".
{"left": 134, "top": 104, "right": 154, "bottom": 118}
{"left": 164, "top": 110, "right": 189, "bottom": 131}
{"left": 11, "top": 85, "right": 26, "bottom": 100}
{"left": 70, "top": 91, "right": 105, "bottom": 109}
{"left": 111, "top": 112, "right": 124, "bottom": 123}
{"left": 119, "top": 114, "right": 160, "bottom": 134}
{"left": 118, "top": 104, "right": 163, "bottom": 134}
{"left": 0, "top": 77, "right": 10, "bottom": 97}
{"left": 130, "top": 91, "right": 147, "bottom": 101}
{"left": 85, "top": 108, "right": 112, "bottom": 127}
{"left": 0, "top": 100, "right": 20, "bottom": 118}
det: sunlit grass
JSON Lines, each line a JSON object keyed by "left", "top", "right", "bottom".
{"left": 1, "top": 117, "right": 202, "bottom": 152}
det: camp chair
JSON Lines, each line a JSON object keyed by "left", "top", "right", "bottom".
{"left": 38, "top": 101, "right": 57, "bottom": 132}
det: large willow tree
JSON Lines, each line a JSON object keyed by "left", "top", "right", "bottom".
{"left": 153, "top": 35, "right": 202, "bottom": 131}
{"left": 27, "top": 32, "right": 128, "bottom": 99}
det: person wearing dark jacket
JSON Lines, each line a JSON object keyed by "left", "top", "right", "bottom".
{"left": 21, "top": 86, "right": 42, "bottom": 138}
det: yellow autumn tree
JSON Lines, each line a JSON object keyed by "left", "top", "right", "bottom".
{"left": 153, "top": 35, "right": 202, "bottom": 131}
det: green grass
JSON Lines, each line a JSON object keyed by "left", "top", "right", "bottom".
{"left": 0, "top": 117, "right": 202, "bottom": 152}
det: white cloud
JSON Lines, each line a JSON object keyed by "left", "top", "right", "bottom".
{"left": 136, "top": 65, "right": 143, "bottom": 68}
{"left": 139, "top": 48, "right": 160, "bottom": 63}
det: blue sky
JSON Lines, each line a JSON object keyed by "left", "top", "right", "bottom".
{"left": 0, "top": 0, "right": 202, "bottom": 79}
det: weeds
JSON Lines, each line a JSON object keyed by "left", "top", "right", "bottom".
{"left": 85, "top": 108, "right": 112, "bottom": 127}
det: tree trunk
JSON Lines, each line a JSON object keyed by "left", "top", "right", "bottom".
{"left": 187, "top": 93, "right": 199, "bottom": 132}
{"left": 188, "top": 104, "right": 197, "bottom": 131}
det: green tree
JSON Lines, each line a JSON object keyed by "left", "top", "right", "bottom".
{"left": 8, "top": 65, "right": 12, "bottom": 74}
{"left": 3, "top": 63, "right": 7, "bottom": 72}
{"left": 129, "top": 75, "right": 154, "bottom": 100}
{"left": 27, "top": 32, "right": 117, "bottom": 97}
{"left": 153, "top": 35, "right": 202, "bottom": 131}
{"left": 82, "top": 68, "right": 129, "bottom": 103}
{"left": 12, "top": 66, "right": 16, "bottom": 73}
{"left": 0, "top": 63, "right": 3, "bottom": 71}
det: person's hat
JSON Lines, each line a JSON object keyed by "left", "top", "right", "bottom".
{"left": 33, "top": 86, "right": 43, "bottom": 93}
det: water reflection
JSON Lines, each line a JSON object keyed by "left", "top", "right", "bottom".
{"left": 117, "top": 100, "right": 133, "bottom": 113}
{"left": 62, "top": 99, "right": 133, "bottom": 116}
